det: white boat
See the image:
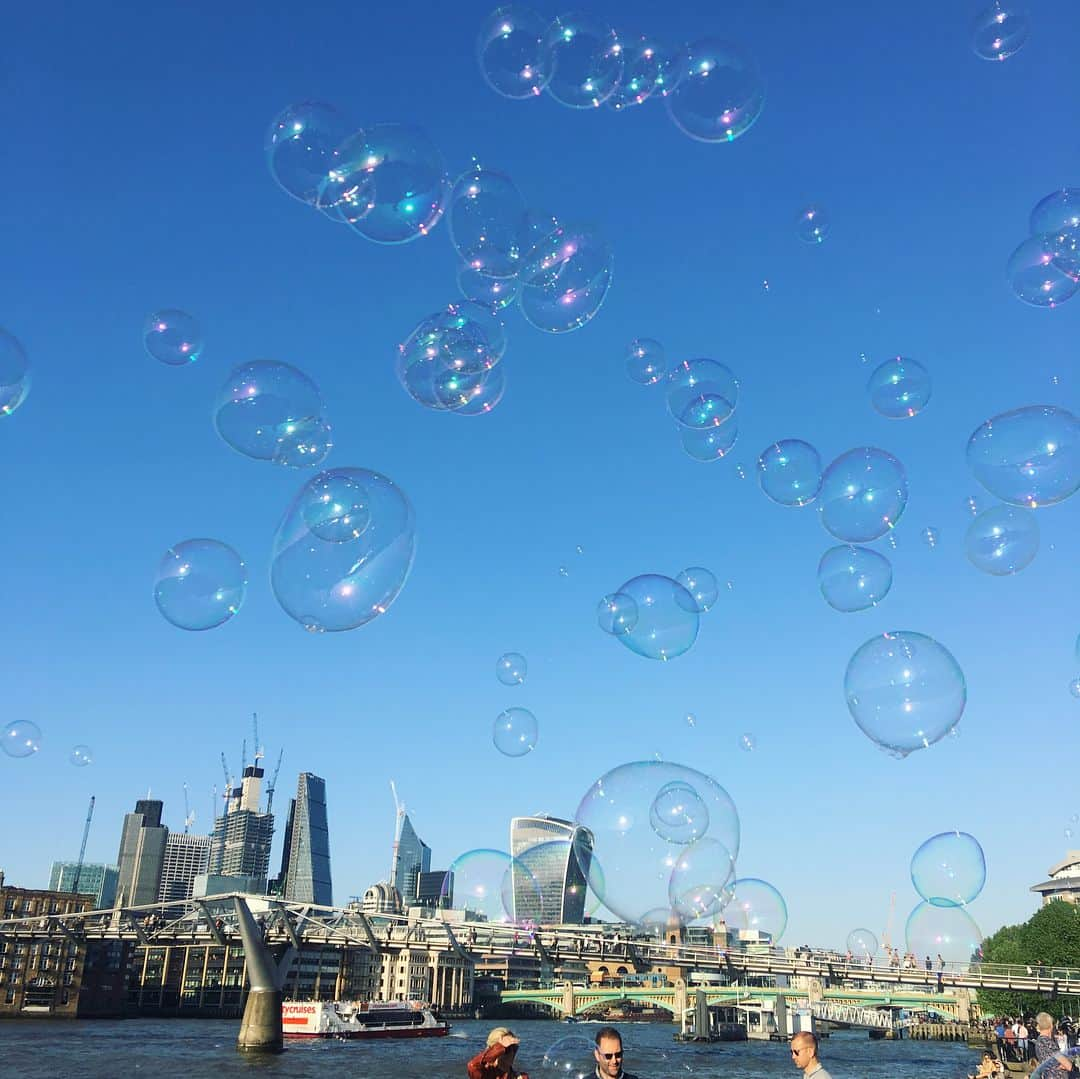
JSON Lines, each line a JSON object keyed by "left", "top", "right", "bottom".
{"left": 282, "top": 999, "right": 451, "bottom": 1039}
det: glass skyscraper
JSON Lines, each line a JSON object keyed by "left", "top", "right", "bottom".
{"left": 510, "top": 815, "right": 594, "bottom": 925}
{"left": 280, "top": 773, "right": 333, "bottom": 906}
{"left": 49, "top": 862, "right": 119, "bottom": 909}
{"left": 391, "top": 812, "right": 430, "bottom": 906}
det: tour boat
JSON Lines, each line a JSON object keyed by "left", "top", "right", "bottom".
{"left": 282, "top": 999, "right": 451, "bottom": 1039}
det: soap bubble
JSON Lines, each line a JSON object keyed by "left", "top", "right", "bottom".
{"left": 2, "top": 720, "right": 42, "bottom": 759}
{"left": 70, "top": 745, "right": 93, "bottom": 767}
{"left": 271, "top": 467, "right": 415, "bottom": 633}
{"left": 626, "top": 338, "right": 665, "bottom": 385}
{"left": 1069, "top": 678, "right": 1080, "bottom": 699}
{"left": 496, "top": 652, "right": 527, "bottom": 685}
{"left": 448, "top": 167, "right": 528, "bottom": 278}
{"left": 757, "top": 440, "right": 822, "bottom": 506}
{"left": 668, "top": 837, "right": 737, "bottom": 921}
{"left": 518, "top": 222, "right": 613, "bottom": 333}
{"left": 966, "top": 406, "right": 1080, "bottom": 508}
{"left": 680, "top": 418, "right": 739, "bottom": 462}
{"left": 818, "top": 448, "right": 909, "bottom": 542}
{"left": 685, "top": 713, "right": 697, "bottom": 728}
{"left": 265, "top": 101, "right": 352, "bottom": 206}
{"left": 795, "top": 205, "right": 828, "bottom": 244}
{"left": 867, "top": 357, "right": 932, "bottom": 419}
{"left": 675, "top": 567, "right": 718, "bottom": 613}
{"left": 911, "top": 831, "right": 986, "bottom": 907}
{"left": 607, "top": 36, "right": 660, "bottom": 110}
{"left": 847, "top": 928, "right": 879, "bottom": 959}
{"left": 666, "top": 38, "right": 765, "bottom": 143}
{"left": 922, "top": 526, "right": 939, "bottom": 549}
{"left": 143, "top": 309, "right": 203, "bottom": 367}
{"left": 597, "top": 592, "right": 639, "bottom": 636}
{"left": 739, "top": 733, "right": 756, "bottom": 752}
{"left": 1031, "top": 188, "right": 1080, "bottom": 235}
{"left": 845, "top": 631, "right": 966, "bottom": 757}
{"left": 666, "top": 359, "right": 738, "bottom": 429}
{"left": 970, "top": 1, "right": 1030, "bottom": 62}
{"left": 725, "top": 878, "right": 788, "bottom": 942}
{"left": 575, "top": 760, "right": 739, "bottom": 924}
{"left": 153, "top": 539, "right": 247, "bottom": 632}
{"left": 0, "top": 329, "right": 31, "bottom": 416}
{"left": 540, "top": 13, "right": 624, "bottom": 109}
{"left": 452, "top": 365, "right": 506, "bottom": 416}
{"left": 817, "top": 545, "right": 893, "bottom": 613}
{"left": 442, "top": 848, "right": 534, "bottom": 923}
{"left": 650, "top": 781, "right": 710, "bottom": 844}
{"left": 457, "top": 265, "right": 521, "bottom": 310}
{"left": 214, "top": 361, "right": 325, "bottom": 463}
{"left": 905, "top": 902, "right": 982, "bottom": 968}
{"left": 609, "top": 574, "right": 699, "bottom": 661}
{"left": 542, "top": 1036, "right": 597, "bottom": 1077}
{"left": 477, "top": 5, "right": 551, "bottom": 99}
{"left": 271, "top": 415, "right": 333, "bottom": 469}
{"left": 965, "top": 505, "right": 1039, "bottom": 575}
{"left": 493, "top": 707, "right": 538, "bottom": 756}
{"left": 1007, "top": 235, "right": 1079, "bottom": 308}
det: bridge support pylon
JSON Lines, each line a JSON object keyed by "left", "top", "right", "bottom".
{"left": 561, "top": 981, "right": 576, "bottom": 1019}
{"left": 233, "top": 896, "right": 295, "bottom": 1054}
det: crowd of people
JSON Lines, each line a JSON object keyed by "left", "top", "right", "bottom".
{"left": 983, "top": 1012, "right": 1077, "bottom": 1071}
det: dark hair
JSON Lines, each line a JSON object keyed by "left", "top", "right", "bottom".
{"left": 595, "top": 1026, "right": 622, "bottom": 1048}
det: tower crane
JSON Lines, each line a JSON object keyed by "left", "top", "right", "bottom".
{"left": 252, "top": 713, "right": 264, "bottom": 767}
{"left": 265, "top": 748, "right": 284, "bottom": 814}
{"left": 72, "top": 796, "right": 95, "bottom": 896}
{"left": 182, "top": 784, "right": 195, "bottom": 834}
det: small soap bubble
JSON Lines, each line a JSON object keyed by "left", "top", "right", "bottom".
{"left": 847, "top": 928, "right": 879, "bottom": 960}
{"left": 69, "top": 745, "right": 94, "bottom": 768}
{"left": 911, "top": 831, "right": 986, "bottom": 907}
{"left": 965, "top": 505, "right": 1039, "bottom": 575}
{"left": 448, "top": 167, "right": 528, "bottom": 278}
{"left": 665, "top": 38, "right": 765, "bottom": 143}
{"left": 301, "top": 472, "right": 371, "bottom": 542}
{"left": 477, "top": 5, "right": 551, "bottom": 99}
{"left": 0, "top": 329, "right": 31, "bottom": 416}
{"left": 966, "top": 495, "right": 979, "bottom": 517}
{"left": 669, "top": 837, "right": 737, "bottom": 921}
{"left": 735, "top": 463, "right": 747, "bottom": 480}
{"left": 1031, "top": 188, "right": 1080, "bottom": 235}
{"left": 2, "top": 720, "right": 42, "bottom": 759}
{"left": 597, "top": 592, "right": 639, "bottom": 636}
{"left": 905, "top": 902, "right": 982, "bottom": 969}
{"left": 680, "top": 416, "right": 739, "bottom": 462}
{"left": 685, "top": 713, "right": 696, "bottom": 727}
{"left": 739, "top": 732, "right": 756, "bottom": 752}
{"left": 542, "top": 1036, "right": 598, "bottom": 1077}
{"left": 818, "top": 545, "right": 893, "bottom": 612}
{"left": 575, "top": 544, "right": 584, "bottom": 556}
{"left": 265, "top": 101, "right": 352, "bottom": 206}
{"left": 143, "top": 309, "right": 203, "bottom": 367}
{"left": 666, "top": 359, "right": 738, "bottom": 429}
{"left": 1067, "top": 828, "right": 1075, "bottom": 840}
{"left": 608, "top": 574, "right": 699, "bottom": 661}
{"left": 757, "top": 439, "right": 823, "bottom": 507}
{"left": 726, "top": 878, "right": 788, "bottom": 942}
{"left": 1070, "top": 678, "right": 1080, "bottom": 699}
{"left": 795, "top": 204, "right": 829, "bottom": 244}
{"left": 518, "top": 222, "right": 613, "bottom": 334}
{"left": 626, "top": 338, "right": 665, "bottom": 386}
{"left": 274, "top": 416, "right": 333, "bottom": 469}
{"left": 762, "top": 279, "right": 770, "bottom": 292}
{"left": 493, "top": 706, "right": 538, "bottom": 757}
{"left": 496, "top": 652, "right": 527, "bottom": 686}
{"left": 922, "top": 526, "right": 939, "bottom": 549}
{"left": 457, "top": 265, "right": 521, "bottom": 310}
{"left": 540, "top": 13, "right": 624, "bottom": 109}
{"left": 650, "top": 780, "right": 710, "bottom": 844}
{"left": 154, "top": 539, "right": 247, "bottom": 632}
{"left": 819, "top": 448, "right": 909, "bottom": 542}
{"left": 558, "top": 565, "right": 569, "bottom": 578}
{"left": 607, "top": 35, "right": 660, "bottom": 111}
{"left": 970, "top": 1, "right": 1030, "bottom": 62}
{"left": 867, "top": 356, "right": 932, "bottom": 419}
{"left": 675, "top": 567, "right": 719, "bottom": 613}
{"left": 1007, "top": 235, "right": 1079, "bottom": 308}
{"left": 887, "top": 533, "right": 899, "bottom": 550}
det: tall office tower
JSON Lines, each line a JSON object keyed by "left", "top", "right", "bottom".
{"left": 270, "top": 797, "right": 297, "bottom": 896}
{"left": 208, "top": 764, "right": 274, "bottom": 890}
{"left": 116, "top": 799, "right": 169, "bottom": 906}
{"left": 510, "top": 815, "right": 595, "bottom": 925}
{"left": 158, "top": 833, "right": 212, "bottom": 902}
{"left": 281, "top": 773, "right": 333, "bottom": 906}
{"left": 390, "top": 812, "right": 431, "bottom": 907}
{"left": 48, "top": 862, "right": 119, "bottom": 909}
{"left": 417, "top": 870, "right": 452, "bottom": 908}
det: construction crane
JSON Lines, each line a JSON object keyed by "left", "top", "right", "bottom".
{"left": 182, "top": 784, "right": 195, "bottom": 834}
{"left": 265, "top": 748, "right": 284, "bottom": 814}
{"left": 72, "top": 796, "right": 95, "bottom": 896}
{"left": 252, "top": 713, "right": 264, "bottom": 767}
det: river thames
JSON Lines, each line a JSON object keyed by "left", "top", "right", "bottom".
{"left": 2, "top": 1018, "right": 978, "bottom": 1078}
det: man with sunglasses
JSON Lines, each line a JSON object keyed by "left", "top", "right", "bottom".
{"left": 790, "top": 1031, "right": 832, "bottom": 1078}
{"left": 594, "top": 1026, "right": 640, "bottom": 1078}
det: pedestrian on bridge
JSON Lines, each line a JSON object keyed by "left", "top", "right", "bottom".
{"left": 594, "top": 1026, "right": 640, "bottom": 1079}
{"left": 790, "top": 1031, "right": 832, "bottom": 1079}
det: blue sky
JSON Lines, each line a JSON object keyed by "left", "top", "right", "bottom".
{"left": 1, "top": 0, "right": 1077, "bottom": 950}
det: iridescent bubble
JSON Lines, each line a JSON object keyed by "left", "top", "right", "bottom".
{"left": 666, "top": 38, "right": 765, "bottom": 143}
{"left": 2, "top": 720, "right": 41, "bottom": 759}
{"left": 540, "top": 13, "right": 624, "bottom": 109}
{"left": 70, "top": 745, "right": 93, "bottom": 767}
{"left": 441, "top": 300, "right": 507, "bottom": 364}
{"left": 610, "top": 574, "right": 699, "bottom": 661}
{"left": 1030, "top": 188, "right": 1080, "bottom": 236}
{"left": 905, "top": 902, "right": 982, "bottom": 968}
{"left": 477, "top": 5, "right": 551, "bottom": 100}
{"left": 666, "top": 359, "right": 738, "bottom": 429}
{"left": 1007, "top": 235, "right": 1079, "bottom": 308}
{"left": 626, "top": 338, "right": 665, "bottom": 386}
{"left": 143, "top": 309, "right": 203, "bottom": 367}
{"left": 448, "top": 167, "right": 528, "bottom": 278}
{"left": 652, "top": 43, "right": 684, "bottom": 97}
{"left": 452, "top": 365, "right": 506, "bottom": 416}
{"left": 597, "top": 592, "right": 639, "bottom": 636}
{"left": 273, "top": 415, "right": 333, "bottom": 469}
{"left": 496, "top": 652, "right": 527, "bottom": 686}
{"left": 817, "top": 545, "right": 893, "bottom": 613}
{"left": 922, "top": 526, "right": 939, "bottom": 549}
{"left": 607, "top": 36, "right": 660, "bottom": 110}
{"left": 738, "top": 733, "right": 756, "bottom": 752}
{"left": 0, "top": 329, "right": 31, "bottom": 416}
{"left": 514, "top": 840, "right": 602, "bottom": 924}
{"left": 795, "top": 205, "right": 828, "bottom": 244}
{"left": 270, "top": 467, "right": 415, "bottom": 633}
{"left": 867, "top": 357, "right": 932, "bottom": 419}
{"left": 668, "top": 837, "right": 736, "bottom": 921}
{"left": 818, "top": 448, "right": 908, "bottom": 542}
{"left": 845, "top": 631, "right": 967, "bottom": 757}
{"left": 970, "top": 1, "right": 1030, "bottom": 62}
{"left": 214, "top": 361, "right": 325, "bottom": 463}
{"left": 966, "top": 406, "right": 1080, "bottom": 508}
{"left": 1069, "top": 678, "right": 1080, "bottom": 699}
{"left": 542, "top": 1036, "right": 597, "bottom": 1077}
{"left": 265, "top": 101, "right": 352, "bottom": 206}
{"left": 757, "top": 440, "right": 822, "bottom": 507}
{"left": 675, "top": 567, "right": 718, "bottom": 613}
{"left": 911, "top": 831, "right": 986, "bottom": 908}
{"left": 847, "top": 928, "right": 879, "bottom": 959}
{"left": 680, "top": 415, "right": 739, "bottom": 462}
{"left": 153, "top": 539, "right": 247, "bottom": 632}
{"left": 442, "top": 848, "right": 535, "bottom": 923}
{"left": 965, "top": 504, "right": 1039, "bottom": 575}
{"left": 457, "top": 265, "right": 521, "bottom": 310}
{"left": 518, "top": 222, "right": 613, "bottom": 334}
{"left": 493, "top": 707, "right": 538, "bottom": 757}
{"left": 724, "top": 878, "right": 788, "bottom": 943}
{"left": 650, "top": 781, "right": 710, "bottom": 844}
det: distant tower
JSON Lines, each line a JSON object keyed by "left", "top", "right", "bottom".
{"left": 391, "top": 813, "right": 431, "bottom": 908}
{"left": 281, "top": 773, "right": 333, "bottom": 906}
{"left": 208, "top": 763, "right": 274, "bottom": 890}
{"left": 510, "top": 815, "right": 594, "bottom": 925}
{"left": 116, "top": 800, "right": 168, "bottom": 906}
{"left": 158, "top": 833, "right": 212, "bottom": 902}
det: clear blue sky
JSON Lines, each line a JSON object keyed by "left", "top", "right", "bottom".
{"left": 1, "top": 0, "right": 1077, "bottom": 951}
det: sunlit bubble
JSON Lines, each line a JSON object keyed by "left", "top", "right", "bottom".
{"left": 650, "top": 781, "right": 710, "bottom": 845}
{"left": 2, "top": 720, "right": 42, "bottom": 759}
{"left": 442, "top": 848, "right": 535, "bottom": 923}
{"left": 846, "top": 928, "right": 879, "bottom": 959}
{"left": 477, "top": 5, "right": 551, "bottom": 100}
{"left": 738, "top": 733, "right": 756, "bottom": 752}
{"left": 518, "top": 222, "right": 613, "bottom": 333}
{"left": 652, "top": 43, "right": 684, "bottom": 97}
{"left": 1007, "top": 235, "right": 1080, "bottom": 308}
{"left": 965, "top": 504, "right": 1039, "bottom": 575}
{"left": 734, "top": 463, "right": 747, "bottom": 480}
{"left": 817, "top": 545, "right": 892, "bottom": 613}
{"left": 675, "top": 567, "right": 718, "bottom": 613}
{"left": 273, "top": 415, "right": 333, "bottom": 469}
{"left": 966, "top": 405, "right": 1080, "bottom": 508}
{"left": 540, "top": 13, "right": 624, "bottom": 109}
{"left": 1069, "top": 678, "right": 1080, "bottom": 699}
{"left": 543, "top": 1035, "right": 597, "bottom": 1077}
{"left": 607, "top": 35, "right": 660, "bottom": 111}
{"left": 142, "top": 309, "right": 203, "bottom": 367}
{"left": 0, "top": 329, "right": 31, "bottom": 416}
{"left": 905, "top": 902, "right": 982, "bottom": 969}
{"left": 453, "top": 364, "right": 507, "bottom": 416}
{"left": 818, "top": 447, "right": 909, "bottom": 542}
{"left": 970, "top": 1, "right": 1030, "bottom": 61}
{"left": 496, "top": 652, "right": 527, "bottom": 685}
{"left": 271, "top": 467, "right": 415, "bottom": 633}
{"left": 724, "top": 878, "right": 788, "bottom": 942}
{"left": 1031, "top": 187, "right": 1080, "bottom": 235}
{"left": 575, "top": 761, "right": 739, "bottom": 924}
{"left": 214, "top": 360, "right": 325, "bottom": 463}
{"left": 680, "top": 415, "right": 739, "bottom": 462}
{"left": 457, "top": 264, "right": 522, "bottom": 310}
{"left": 597, "top": 592, "right": 639, "bottom": 636}
{"left": 265, "top": 101, "right": 352, "bottom": 206}
{"left": 867, "top": 356, "right": 932, "bottom": 419}
{"left": 626, "top": 337, "right": 665, "bottom": 385}
{"left": 70, "top": 745, "right": 93, "bottom": 767}
{"left": 575, "top": 544, "right": 584, "bottom": 556}
{"left": 665, "top": 38, "right": 765, "bottom": 143}
{"left": 921, "top": 526, "right": 939, "bottom": 549}
{"left": 685, "top": 713, "right": 696, "bottom": 727}
{"left": 845, "top": 631, "right": 966, "bottom": 758}
{"left": 966, "top": 494, "right": 980, "bottom": 516}
{"left": 911, "top": 831, "right": 986, "bottom": 908}
{"left": 448, "top": 166, "right": 529, "bottom": 278}
{"left": 441, "top": 300, "right": 507, "bottom": 364}
{"left": 558, "top": 565, "right": 569, "bottom": 577}
{"left": 493, "top": 706, "right": 538, "bottom": 757}
{"left": 757, "top": 439, "right": 822, "bottom": 506}
{"left": 669, "top": 837, "right": 736, "bottom": 921}
{"left": 666, "top": 359, "right": 738, "bottom": 429}
{"left": 608, "top": 574, "right": 699, "bottom": 661}
{"left": 153, "top": 539, "right": 247, "bottom": 632}
{"left": 795, "top": 204, "right": 829, "bottom": 244}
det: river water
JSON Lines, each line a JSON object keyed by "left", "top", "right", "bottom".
{"left": 1, "top": 1017, "right": 979, "bottom": 1078}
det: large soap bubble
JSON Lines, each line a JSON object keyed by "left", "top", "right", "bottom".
{"left": 668, "top": 837, "right": 736, "bottom": 921}
{"left": 457, "top": 265, "right": 521, "bottom": 310}
{"left": 650, "top": 781, "right": 710, "bottom": 845}
{"left": 1031, "top": 188, "right": 1080, "bottom": 236}
{"left": 154, "top": 539, "right": 247, "bottom": 632}
{"left": 680, "top": 418, "right": 739, "bottom": 462}
{"left": 265, "top": 101, "right": 352, "bottom": 206}
{"left": 448, "top": 167, "right": 528, "bottom": 278}
{"left": 442, "top": 848, "right": 535, "bottom": 923}
{"left": 905, "top": 902, "right": 982, "bottom": 968}
{"left": 271, "top": 467, "right": 415, "bottom": 633}
{"left": 817, "top": 545, "right": 892, "bottom": 612}
{"left": 575, "top": 760, "right": 739, "bottom": 925}
{"left": 818, "top": 448, "right": 908, "bottom": 542}
{"left": 724, "top": 878, "right": 788, "bottom": 943}
{"left": 665, "top": 38, "right": 765, "bottom": 143}
{"left": 607, "top": 36, "right": 660, "bottom": 111}
{"left": 540, "top": 13, "right": 624, "bottom": 109}
{"left": 0, "top": 329, "right": 31, "bottom": 416}
{"left": 970, "top": 1, "right": 1030, "bottom": 62}
{"left": 2, "top": 720, "right": 42, "bottom": 759}
{"left": 666, "top": 359, "right": 738, "bottom": 430}
{"left": 845, "top": 631, "right": 966, "bottom": 757}
{"left": 543, "top": 1036, "right": 597, "bottom": 1077}
{"left": 911, "top": 831, "right": 986, "bottom": 908}
{"left": 966, "top": 405, "right": 1080, "bottom": 508}
{"left": 518, "top": 222, "right": 613, "bottom": 333}
{"left": 757, "top": 440, "right": 822, "bottom": 506}
{"left": 496, "top": 652, "right": 527, "bottom": 685}
{"left": 1007, "top": 235, "right": 1079, "bottom": 308}
{"left": 493, "top": 707, "right": 538, "bottom": 757}
{"left": 867, "top": 357, "right": 932, "bottom": 419}
{"left": 143, "top": 309, "right": 203, "bottom": 367}
{"left": 609, "top": 574, "right": 699, "bottom": 661}
{"left": 273, "top": 416, "right": 333, "bottom": 469}
{"left": 846, "top": 928, "right": 879, "bottom": 959}
{"left": 965, "top": 504, "right": 1039, "bottom": 575}
{"left": 477, "top": 5, "right": 551, "bottom": 99}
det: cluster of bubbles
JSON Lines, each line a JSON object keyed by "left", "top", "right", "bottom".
{"left": 493, "top": 654, "right": 538, "bottom": 756}
{"left": 153, "top": 539, "right": 248, "bottom": 632}
{"left": 1007, "top": 189, "right": 1080, "bottom": 308}
{"left": 476, "top": 8, "right": 765, "bottom": 144}
{"left": 0, "top": 328, "right": 31, "bottom": 417}
{"left": 142, "top": 309, "right": 203, "bottom": 367}
{"left": 597, "top": 566, "right": 718, "bottom": 661}
{"left": 970, "top": 1, "right": 1030, "bottom": 62}
{"left": 0, "top": 722, "right": 94, "bottom": 768}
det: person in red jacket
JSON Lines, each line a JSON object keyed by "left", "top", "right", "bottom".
{"left": 467, "top": 1027, "right": 530, "bottom": 1079}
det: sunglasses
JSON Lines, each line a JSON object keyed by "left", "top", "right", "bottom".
{"left": 599, "top": 1051, "right": 624, "bottom": 1060}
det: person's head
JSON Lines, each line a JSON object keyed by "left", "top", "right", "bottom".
{"left": 790, "top": 1032, "right": 820, "bottom": 1070}
{"left": 594, "top": 1026, "right": 624, "bottom": 1077}
{"left": 1036, "top": 1012, "right": 1054, "bottom": 1034}
{"left": 487, "top": 1026, "right": 517, "bottom": 1055}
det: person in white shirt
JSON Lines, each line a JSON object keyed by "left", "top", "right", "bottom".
{"left": 790, "top": 1031, "right": 832, "bottom": 1079}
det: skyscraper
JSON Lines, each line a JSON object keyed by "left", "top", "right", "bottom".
{"left": 510, "top": 815, "right": 595, "bottom": 925}
{"left": 158, "top": 833, "right": 212, "bottom": 902}
{"left": 280, "top": 773, "right": 333, "bottom": 906}
{"left": 208, "top": 765, "right": 274, "bottom": 890}
{"left": 116, "top": 799, "right": 168, "bottom": 906}
{"left": 391, "top": 812, "right": 430, "bottom": 907}
{"left": 48, "top": 862, "right": 119, "bottom": 909}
